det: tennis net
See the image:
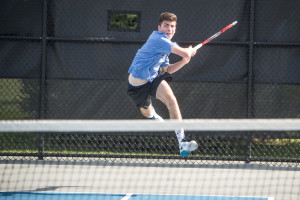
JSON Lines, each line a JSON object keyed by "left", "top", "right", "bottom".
{"left": 0, "top": 119, "right": 300, "bottom": 200}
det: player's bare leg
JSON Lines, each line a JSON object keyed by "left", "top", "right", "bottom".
{"left": 156, "top": 80, "right": 181, "bottom": 120}
{"left": 140, "top": 103, "right": 163, "bottom": 121}
{"left": 156, "top": 80, "right": 198, "bottom": 157}
{"left": 140, "top": 105, "right": 152, "bottom": 118}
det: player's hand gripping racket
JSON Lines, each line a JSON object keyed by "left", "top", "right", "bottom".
{"left": 193, "top": 21, "right": 238, "bottom": 50}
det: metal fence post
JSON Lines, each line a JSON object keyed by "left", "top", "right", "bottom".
{"left": 38, "top": 0, "right": 48, "bottom": 160}
{"left": 245, "top": 0, "right": 256, "bottom": 164}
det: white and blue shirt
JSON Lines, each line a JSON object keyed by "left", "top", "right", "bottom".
{"left": 128, "top": 31, "right": 178, "bottom": 82}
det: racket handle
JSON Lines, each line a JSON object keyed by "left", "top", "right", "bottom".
{"left": 193, "top": 43, "right": 202, "bottom": 50}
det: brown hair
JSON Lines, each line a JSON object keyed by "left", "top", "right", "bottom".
{"left": 159, "top": 12, "right": 177, "bottom": 25}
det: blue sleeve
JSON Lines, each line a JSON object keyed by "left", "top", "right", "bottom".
{"left": 158, "top": 37, "right": 177, "bottom": 54}
{"left": 160, "top": 56, "right": 170, "bottom": 67}
{"left": 160, "top": 41, "right": 178, "bottom": 67}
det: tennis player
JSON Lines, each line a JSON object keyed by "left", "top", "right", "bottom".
{"left": 127, "top": 12, "right": 198, "bottom": 157}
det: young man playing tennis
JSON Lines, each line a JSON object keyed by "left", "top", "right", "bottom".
{"left": 127, "top": 12, "right": 198, "bottom": 157}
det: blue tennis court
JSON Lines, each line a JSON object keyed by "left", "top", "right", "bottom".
{"left": 0, "top": 192, "right": 273, "bottom": 200}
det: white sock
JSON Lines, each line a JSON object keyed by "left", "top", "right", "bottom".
{"left": 146, "top": 107, "right": 155, "bottom": 118}
{"left": 175, "top": 129, "right": 185, "bottom": 143}
{"left": 147, "top": 107, "right": 163, "bottom": 121}
{"left": 147, "top": 113, "right": 154, "bottom": 118}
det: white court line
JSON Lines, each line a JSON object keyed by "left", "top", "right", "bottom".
{"left": 121, "top": 193, "right": 133, "bottom": 200}
{"left": 119, "top": 193, "right": 272, "bottom": 200}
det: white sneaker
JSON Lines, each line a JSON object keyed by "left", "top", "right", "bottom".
{"left": 179, "top": 139, "right": 198, "bottom": 157}
{"left": 146, "top": 107, "right": 164, "bottom": 121}
{"left": 147, "top": 115, "right": 163, "bottom": 121}
{"left": 153, "top": 114, "right": 163, "bottom": 121}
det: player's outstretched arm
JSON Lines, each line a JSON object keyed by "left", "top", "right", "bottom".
{"left": 171, "top": 45, "right": 196, "bottom": 59}
{"left": 163, "top": 46, "right": 196, "bottom": 74}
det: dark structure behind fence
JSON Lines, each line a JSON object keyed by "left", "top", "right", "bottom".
{"left": 0, "top": 0, "right": 299, "bottom": 165}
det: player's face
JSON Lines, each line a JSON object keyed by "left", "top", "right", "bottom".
{"left": 158, "top": 21, "right": 176, "bottom": 39}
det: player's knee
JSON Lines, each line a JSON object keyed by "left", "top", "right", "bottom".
{"left": 166, "top": 95, "right": 178, "bottom": 109}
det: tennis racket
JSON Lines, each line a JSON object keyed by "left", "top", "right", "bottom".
{"left": 193, "top": 21, "right": 238, "bottom": 50}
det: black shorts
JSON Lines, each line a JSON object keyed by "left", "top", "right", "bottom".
{"left": 127, "top": 72, "right": 172, "bottom": 109}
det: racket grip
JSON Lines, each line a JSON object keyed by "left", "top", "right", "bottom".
{"left": 193, "top": 43, "right": 202, "bottom": 50}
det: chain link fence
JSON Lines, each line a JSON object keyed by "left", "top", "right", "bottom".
{"left": 0, "top": 0, "right": 299, "bottom": 165}
{"left": 1, "top": 131, "right": 299, "bottom": 167}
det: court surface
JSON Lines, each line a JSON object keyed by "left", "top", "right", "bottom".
{"left": 1, "top": 160, "right": 299, "bottom": 200}
{"left": 0, "top": 192, "right": 273, "bottom": 200}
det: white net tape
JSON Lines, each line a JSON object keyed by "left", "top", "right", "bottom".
{"left": 1, "top": 119, "right": 300, "bottom": 132}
